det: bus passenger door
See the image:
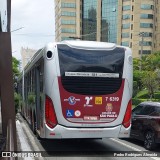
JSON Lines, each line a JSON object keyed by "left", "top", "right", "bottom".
{"left": 35, "top": 60, "right": 44, "bottom": 132}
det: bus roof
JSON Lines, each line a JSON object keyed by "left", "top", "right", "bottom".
{"left": 61, "top": 40, "right": 117, "bottom": 50}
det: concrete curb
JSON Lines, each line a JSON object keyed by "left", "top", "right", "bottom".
{"left": 16, "top": 114, "right": 45, "bottom": 160}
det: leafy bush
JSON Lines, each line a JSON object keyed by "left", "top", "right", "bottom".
{"left": 133, "top": 81, "right": 139, "bottom": 97}
{"left": 14, "top": 92, "right": 22, "bottom": 113}
{"left": 154, "top": 92, "right": 160, "bottom": 100}
{"left": 132, "top": 98, "right": 145, "bottom": 106}
{"left": 28, "top": 94, "right": 35, "bottom": 105}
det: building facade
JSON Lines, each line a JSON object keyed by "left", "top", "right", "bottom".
{"left": 54, "top": 0, "right": 160, "bottom": 58}
{"left": 55, "top": 0, "right": 81, "bottom": 41}
{"left": 122, "top": 0, "right": 160, "bottom": 58}
{"left": 21, "top": 47, "right": 37, "bottom": 68}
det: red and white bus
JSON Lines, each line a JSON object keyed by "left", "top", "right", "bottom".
{"left": 18, "top": 40, "right": 133, "bottom": 139}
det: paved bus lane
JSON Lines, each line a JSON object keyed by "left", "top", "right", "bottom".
{"left": 15, "top": 114, "right": 160, "bottom": 160}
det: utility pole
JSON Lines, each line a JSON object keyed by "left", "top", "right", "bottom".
{"left": 97, "top": 0, "right": 102, "bottom": 41}
{"left": 139, "top": 32, "right": 145, "bottom": 71}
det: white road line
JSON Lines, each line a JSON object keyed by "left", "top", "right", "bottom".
{"left": 110, "top": 138, "right": 141, "bottom": 151}
{"left": 110, "top": 138, "right": 160, "bottom": 160}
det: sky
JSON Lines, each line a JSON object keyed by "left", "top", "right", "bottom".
{"left": 11, "top": 0, "right": 55, "bottom": 60}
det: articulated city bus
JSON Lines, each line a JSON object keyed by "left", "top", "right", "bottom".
{"left": 17, "top": 40, "right": 133, "bottom": 139}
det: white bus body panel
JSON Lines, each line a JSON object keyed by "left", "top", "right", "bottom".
{"left": 40, "top": 41, "right": 132, "bottom": 139}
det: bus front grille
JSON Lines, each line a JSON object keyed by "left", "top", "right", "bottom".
{"left": 61, "top": 77, "right": 122, "bottom": 95}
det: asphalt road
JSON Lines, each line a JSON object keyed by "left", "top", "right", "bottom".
{"left": 16, "top": 114, "right": 160, "bottom": 160}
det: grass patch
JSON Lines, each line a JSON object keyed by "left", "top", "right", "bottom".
{"left": 136, "top": 90, "right": 148, "bottom": 99}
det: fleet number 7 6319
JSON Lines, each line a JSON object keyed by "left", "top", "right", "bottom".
{"left": 105, "top": 97, "right": 119, "bottom": 101}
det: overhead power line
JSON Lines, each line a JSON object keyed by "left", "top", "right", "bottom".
{"left": 11, "top": 27, "right": 25, "bottom": 32}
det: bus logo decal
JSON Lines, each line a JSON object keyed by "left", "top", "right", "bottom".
{"left": 75, "top": 110, "right": 81, "bottom": 117}
{"left": 106, "top": 103, "right": 113, "bottom": 112}
{"left": 64, "top": 96, "right": 80, "bottom": 105}
{"left": 84, "top": 97, "right": 93, "bottom": 107}
{"left": 66, "top": 110, "right": 74, "bottom": 117}
{"left": 95, "top": 97, "right": 102, "bottom": 105}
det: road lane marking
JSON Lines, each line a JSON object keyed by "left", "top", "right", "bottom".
{"left": 110, "top": 138, "right": 160, "bottom": 160}
{"left": 110, "top": 138, "right": 141, "bottom": 151}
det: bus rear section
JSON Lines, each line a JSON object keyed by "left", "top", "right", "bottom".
{"left": 44, "top": 41, "right": 132, "bottom": 139}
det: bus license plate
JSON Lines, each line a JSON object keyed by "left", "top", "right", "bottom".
{"left": 84, "top": 116, "right": 99, "bottom": 121}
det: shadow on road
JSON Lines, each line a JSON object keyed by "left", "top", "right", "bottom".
{"left": 38, "top": 139, "right": 116, "bottom": 157}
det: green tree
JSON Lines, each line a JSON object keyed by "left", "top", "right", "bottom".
{"left": 133, "top": 70, "right": 144, "bottom": 90}
{"left": 141, "top": 71, "right": 158, "bottom": 99}
{"left": 12, "top": 57, "right": 20, "bottom": 112}
{"left": 133, "top": 58, "right": 140, "bottom": 70}
{"left": 133, "top": 52, "right": 160, "bottom": 98}
{"left": 144, "top": 54, "right": 159, "bottom": 71}
{"left": 12, "top": 56, "right": 20, "bottom": 81}
{"left": 133, "top": 58, "right": 145, "bottom": 91}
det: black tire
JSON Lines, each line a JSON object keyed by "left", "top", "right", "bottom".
{"left": 144, "top": 131, "right": 156, "bottom": 150}
{"left": 32, "top": 115, "right": 43, "bottom": 140}
{"left": 37, "top": 135, "right": 43, "bottom": 141}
